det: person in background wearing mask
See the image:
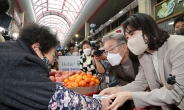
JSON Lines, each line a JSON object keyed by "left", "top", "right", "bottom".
{"left": 100, "top": 13, "right": 184, "bottom": 110}
{"left": 72, "top": 47, "right": 79, "bottom": 56}
{"left": 0, "top": 23, "right": 110, "bottom": 110}
{"left": 57, "top": 50, "right": 63, "bottom": 56}
{"left": 173, "top": 13, "right": 184, "bottom": 35}
{"left": 80, "top": 40, "right": 105, "bottom": 75}
{"left": 65, "top": 50, "right": 71, "bottom": 56}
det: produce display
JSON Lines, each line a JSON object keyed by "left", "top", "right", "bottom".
{"left": 49, "top": 70, "right": 100, "bottom": 88}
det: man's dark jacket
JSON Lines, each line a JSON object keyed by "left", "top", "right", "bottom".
{"left": 0, "top": 39, "right": 56, "bottom": 110}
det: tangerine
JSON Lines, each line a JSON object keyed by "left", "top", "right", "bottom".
{"left": 89, "top": 81, "right": 95, "bottom": 86}
{"left": 84, "top": 77, "right": 91, "bottom": 83}
{"left": 95, "top": 79, "right": 100, "bottom": 84}
{"left": 79, "top": 80, "right": 87, "bottom": 87}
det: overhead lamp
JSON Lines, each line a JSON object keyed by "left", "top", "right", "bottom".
{"left": 168, "top": 21, "right": 174, "bottom": 25}
{"left": 0, "top": 27, "right": 5, "bottom": 33}
{"left": 119, "top": 10, "right": 123, "bottom": 14}
{"left": 75, "top": 34, "right": 79, "bottom": 37}
{"left": 12, "top": 33, "right": 19, "bottom": 39}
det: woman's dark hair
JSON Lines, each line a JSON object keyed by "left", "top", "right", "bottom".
{"left": 122, "top": 13, "right": 170, "bottom": 51}
{"left": 80, "top": 40, "right": 91, "bottom": 49}
{"left": 19, "top": 23, "right": 58, "bottom": 54}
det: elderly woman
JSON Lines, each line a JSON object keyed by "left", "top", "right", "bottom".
{"left": 0, "top": 23, "right": 110, "bottom": 110}
{"left": 100, "top": 13, "right": 184, "bottom": 110}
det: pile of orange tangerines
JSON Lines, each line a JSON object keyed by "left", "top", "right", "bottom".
{"left": 63, "top": 72, "right": 100, "bottom": 88}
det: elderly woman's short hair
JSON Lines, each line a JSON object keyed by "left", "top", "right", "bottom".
{"left": 102, "top": 33, "right": 127, "bottom": 45}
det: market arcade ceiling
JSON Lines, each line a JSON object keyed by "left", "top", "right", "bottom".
{"left": 31, "top": 0, "right": 88, "bottom": 42}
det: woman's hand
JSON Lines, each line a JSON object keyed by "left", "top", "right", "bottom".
{"left": 108, "top": 92, "right": 132, "bottom": 110}
{"left": 99, "top": 87, "right": 122, "bottom": 96}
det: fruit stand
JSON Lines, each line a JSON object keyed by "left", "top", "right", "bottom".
{"left": 50, "top": 70, "right": 100, "bottom": 96}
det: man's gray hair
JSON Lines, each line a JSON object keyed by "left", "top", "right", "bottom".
{"left": 102, "top": 33, "right": 127, "bottom": 45}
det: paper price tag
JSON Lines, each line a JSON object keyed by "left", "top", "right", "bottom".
{"left": 105, "top": 76, "right": 109, "bottom": 83}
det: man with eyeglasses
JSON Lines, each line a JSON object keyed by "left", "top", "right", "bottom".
{"left": 102, "top": 33, "right": 139, "bottom": 86}
{"left": 95, "top": 33, "right": 139, "bottom": 110}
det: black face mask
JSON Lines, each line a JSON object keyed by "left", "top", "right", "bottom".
{"left": 42, "top": 56, "right": 51, "bottom": 72}
{"left": 175, "top": 28, "right": 184, "bottom": 35}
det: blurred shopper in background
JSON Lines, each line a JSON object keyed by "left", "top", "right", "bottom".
{"left": 100, "top": 13, "right": 184, "bottom": 110}
{"left": 80, "top": 39, "right": 105, "bottom": 75}
{"left": 57, "top": 50, "right": 63, "bottom": 56}
{"left": 65, "top": 50, "right": 71, "bottom": 56}
{"left": 0, "top": 23, "right": 110, "bottom": 110}
{"left": 71, "top": 47, "right": 79, "bottom": 56}
{"left": 174, "top": 13, "right": 184, "bottom": 35}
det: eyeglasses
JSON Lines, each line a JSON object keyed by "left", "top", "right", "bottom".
{"left": 103, "top": 44, "right": 122, "bottom": 56}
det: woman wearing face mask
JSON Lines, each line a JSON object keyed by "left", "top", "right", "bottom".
{"left": 100, "top": 13, "right": 184, "bottom": 110}
{"left": 80, "top": 40, "right": 105, "bottom": 75}
{"left": 72, "top": 47, "right": 79, "bottom": 56}
{"left": 0, "top": 23, "right": 110, "bottom": 110}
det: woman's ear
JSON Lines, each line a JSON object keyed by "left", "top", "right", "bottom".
{"left": 31, "top": 43, "right": 40, "bottom": 51}
{"left": 31, "top": 43, "right": 44, "bottom": 59}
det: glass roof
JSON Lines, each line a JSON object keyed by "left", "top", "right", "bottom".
{"left": 32, "top": 0, "right": 88, "bottom": 42}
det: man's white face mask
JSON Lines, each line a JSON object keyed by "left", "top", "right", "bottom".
{"left": 107, "top": 46, "right": 124, "bottom": 66}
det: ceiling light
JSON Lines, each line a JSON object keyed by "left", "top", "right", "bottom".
{"left": 119, "top": 10, "right": 123, "bottom": 14}
{"left": 168, "top": 21, "right": 174, "bottom": 25}
{"left": 0, "top": 27, "right": 5, "bottom": 33}
{"left": 12, "top": 33, "right": 19, "bottom": 39}
{"left": 75, "top": 34, "right": 79, "bottom": 37}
